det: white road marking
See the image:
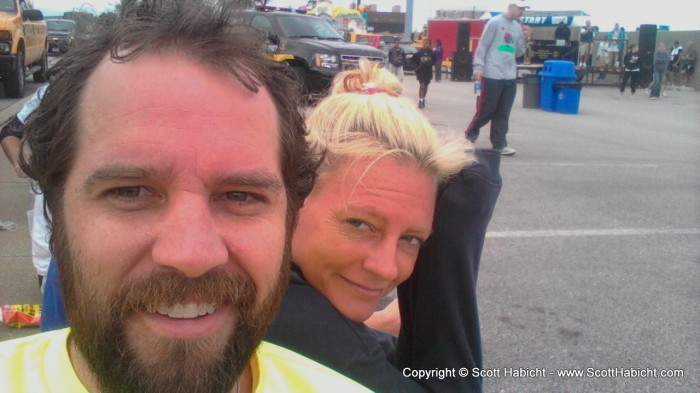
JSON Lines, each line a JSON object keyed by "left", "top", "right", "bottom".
{"left": 486, "top": 228, "right": 700, "bottom": 238}
{"left": 502, "top": 163, "right": 659, "bottom": 168}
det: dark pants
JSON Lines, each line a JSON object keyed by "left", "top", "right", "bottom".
{"left": 620, "top": 70, "right": 639, "bottom": 93}
{"left": 465, "top": 78, "right": 517, "bottom": 150}
{"left": 434, "top": 61, "right": 443, "bottom": 81}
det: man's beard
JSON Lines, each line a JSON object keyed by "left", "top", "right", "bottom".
{"left": 54, "top": 223, "right": 290, "bottom": 393}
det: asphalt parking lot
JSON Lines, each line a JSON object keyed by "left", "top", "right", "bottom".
{"left": 1, "top": 76, "right": 698, "bottom": 392}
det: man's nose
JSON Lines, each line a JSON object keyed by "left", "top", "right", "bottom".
{"left": 151, "top": 194, "right": 228, "bottom": 277}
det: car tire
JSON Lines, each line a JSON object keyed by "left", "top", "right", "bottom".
{"left": 33, "top": 49, "right": 48, "bottom": 83}
{"left": 4, "top": 50, "right": 25, "bottom": 98}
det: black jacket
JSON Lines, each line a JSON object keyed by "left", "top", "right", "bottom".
{"left": 267, "top": 268, "right": 424, "bottom": 392}
{"left": 624, "top": 50, "right": 641, "bottom": 71}
{"left": 412, "top": 48, "right": 436, "bottom": 78}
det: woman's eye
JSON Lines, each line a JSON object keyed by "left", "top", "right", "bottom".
{"left": 401, "top": 235, "right": 424, "bottom": 248}
{"left": 347, "top": 219, "right": 371, "bottom": 231}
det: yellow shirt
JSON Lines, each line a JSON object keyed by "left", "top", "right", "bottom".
{"left": 0, "top": 328, "right": 372, "bottom": 392}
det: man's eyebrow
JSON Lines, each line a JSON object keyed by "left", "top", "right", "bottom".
{"left": 82, "top": 166, "right": 162, "bottom": 192}
{"left": 81, "top": 166, "right": 285, "bottom": 193}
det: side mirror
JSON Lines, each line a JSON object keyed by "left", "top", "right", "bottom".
{"left": 23, "top": 9, "right": 44, "bottom": 22}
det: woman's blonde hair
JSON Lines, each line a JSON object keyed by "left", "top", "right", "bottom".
{"left": 306, "top": 58, "right": 474, "bottom": 186}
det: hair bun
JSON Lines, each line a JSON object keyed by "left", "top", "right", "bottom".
{"left": 331, "top": 58, "right": 402, "bottom": 97}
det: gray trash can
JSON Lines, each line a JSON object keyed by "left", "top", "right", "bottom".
{"left": 522, "top": 73, "right": 541, "bottom": 109}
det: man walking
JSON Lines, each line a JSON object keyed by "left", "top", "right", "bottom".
{"left": 464, "top": 1, "right": 531, "bottom": 156}
{"left": 387, "top": 38, "right": 405, "bottom": 82}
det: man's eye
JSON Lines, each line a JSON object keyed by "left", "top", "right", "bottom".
{"left": 103, "top": 186, "right": 158, "bottom": 209}
{"left": 105, "top": 186, "right": 149, "bottom": 200}
{"left": 225, "top": 192, "right": 259, "bottom": 204}
{"left": 112, "top": 186, "right": 143, "bottom": 199}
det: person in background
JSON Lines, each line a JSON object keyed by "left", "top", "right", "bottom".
{"left": 606, "top": 23, "right": 625, "bottom": 68}
{"left": 387, "top": 37, "right": 405, "bottom": 82}
{"left": 666, "top": 40, "right": 683, "bottom": 86}
{"left": 0, "top": 1, "right": 373, "bottom": 392}
{"left": 464, "top": 0, "right": 531, "bottom": 156}
{"left": 678, "top": 41, "right": 697, "bottom": 87}
{"left": 578, "top": 19, "right": 595, "bottom": 67}
{"left": 0, "top": 84, "right": 69, "bottom": 331}
{"left": 650, "top": 42, "right": 670, "bottom": 99}
{"left": 0, "top": 85, "right": 52, "bottom": 290}
{"left": 619, "top": 27, "right": 627, "bottom": 56}
{"left": 434, "top": 39, "right": 444, "bottom": 82}
{"left": 412, "top": 38, "right": 437, "bottom": 108}
{"left": 619, "top": 43, "right": 641, "bottom": 98}
{"left": 554, "top": 21, "right": 571, "bottom": 45}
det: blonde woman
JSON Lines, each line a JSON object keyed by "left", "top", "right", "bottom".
{"left": 267, "top": 59, "right": 503, "bottom": 392}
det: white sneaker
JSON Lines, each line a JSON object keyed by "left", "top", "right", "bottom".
{"left": 499, "top": 147, "right": 516, "bottom": 156}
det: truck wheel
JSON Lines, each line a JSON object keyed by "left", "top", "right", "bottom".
{"left": 33, "top": 50, "right": 48, "bottom": 83}
{"left": 4, "top": 51, "right": 25, "bottom": 98}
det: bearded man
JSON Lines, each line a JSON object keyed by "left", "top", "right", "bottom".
{"left": 0, "top": 1, "right": 369, "bottom": 392}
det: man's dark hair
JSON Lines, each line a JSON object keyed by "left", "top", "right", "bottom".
{"left": 21, "top": 0, "right": 317, "bottom": 247}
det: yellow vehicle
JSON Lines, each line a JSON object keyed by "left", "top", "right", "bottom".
{"left": 0, "top": 0, "right": 48, "bottom": 98}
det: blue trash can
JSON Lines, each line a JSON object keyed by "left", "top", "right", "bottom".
{"left": 553, "top": 82, "right": 583, "bottom": 114}
{"left": 540, "top": 60, "right": 576, "bottom": 112}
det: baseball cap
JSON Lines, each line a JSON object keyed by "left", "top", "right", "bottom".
{"left": 510, "top": 0, "right": 530, "bottom": 9}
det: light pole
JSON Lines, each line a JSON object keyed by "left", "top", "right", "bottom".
{"left": 405, "top": 0, "right": 413, "bottom": 41}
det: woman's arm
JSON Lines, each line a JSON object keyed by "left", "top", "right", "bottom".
{"left": 396, "top": 148, "right": 503, "bottom": 393}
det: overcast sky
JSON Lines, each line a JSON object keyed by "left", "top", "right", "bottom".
{"left": 35, "top": 0, "right": 699, "bottom": 31}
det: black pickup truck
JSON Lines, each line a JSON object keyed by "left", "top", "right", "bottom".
{"left": 243, "top": 9, "right": 386, "bottom": 100}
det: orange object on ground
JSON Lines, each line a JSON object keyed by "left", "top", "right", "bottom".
{"left": 1, "top": 304, "right": 41, "bottom": 328}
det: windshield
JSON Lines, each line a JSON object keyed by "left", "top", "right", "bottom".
{"left": 0, "top": 0, "right": 17, "bottom": 13}
{"left": 278, "top": 15, "right": 343, "bottom": 40}
{"left": 47, "top": 20, "right": 76, "bottom": 32}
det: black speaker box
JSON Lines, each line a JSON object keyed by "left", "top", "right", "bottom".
{"left": 451, "top": 50, "right": 473, "bottom": 81}
{"left": 457, "top": 23, "right": 470, "bottom": 51}
{"left": 638, "top": 24, "right": 657, "bottom": 87}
